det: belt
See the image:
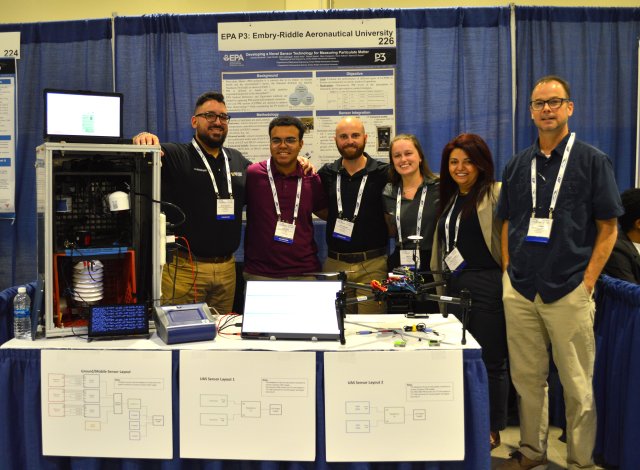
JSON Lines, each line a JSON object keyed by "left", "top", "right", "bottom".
{"left": 327, "top": 247, "right": 386, "bottom": 264}
{"left": 176, "top": 251, "right": 233, "bottom": 263}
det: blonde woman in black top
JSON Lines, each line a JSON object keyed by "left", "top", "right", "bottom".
{"left": 382, "top": 134, "right": 440, "bottom": 272}
{"left": 382, "top": 134, "right": 440, "bottom": 313}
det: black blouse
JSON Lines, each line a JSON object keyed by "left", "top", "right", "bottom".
{"left": 382, "top": 177, "right": 440, "bottom": 250}
{"left": 437, "top": 193, "right": 499, "bottom": 270}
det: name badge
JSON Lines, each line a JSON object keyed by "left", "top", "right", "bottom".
{"left": 274, "top": 220, "right": 296, "bottom": 244}
{"left": 216, "top": 199, "right": 235, "bottom": 220}
{"left": 333, "top": 218, "right": 354, "bottom": 241}
{"left": 526, "top": 217, "right": 553, "bottom": 243}
{"left": 444, "top": 247, "right": 466, "bottom": 272}
{"left": 400, "top": 249, "right": 420, "bottom": 267}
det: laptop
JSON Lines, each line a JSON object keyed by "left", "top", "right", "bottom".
{"left": 88, "top": 304, "right": 149, "bottom": 341}
{"left": 241, "top": 280, "right": 341, "bottom": 341}
{"left": 44, "top": 89, "right": 124, "bottom": 144}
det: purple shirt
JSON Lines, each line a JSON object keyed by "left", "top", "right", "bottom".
{"left": 244, "top": 158, "right": 328, "bottom": 278}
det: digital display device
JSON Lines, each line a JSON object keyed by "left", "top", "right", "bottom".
{"left": 166, "top": 308, "right": 205, "bottom": 324}
{"left": 242, "top": 280, "right": 341, "bottom": 341}
{"left": 88, "top": 304, "right": 149, "bottom": 340}
{"left": 153, "top": 303, "right": 217, "bottom": 344}
{"left": 44, "top": 89, "right": 123, "bottom": 143}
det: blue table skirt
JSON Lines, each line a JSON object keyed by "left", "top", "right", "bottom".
{"left": 593, "top": 276, "right": 640, "bottom": 468}
{"left": 0, "top": 348, "right": 490, "bottom": 470}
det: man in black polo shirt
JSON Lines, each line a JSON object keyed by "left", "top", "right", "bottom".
{"left": 497, "top": 76, "right": 623, "bottom": 470}
{"left": 134, "top": 92, "right": 250, "bottom": 315}
{"left": 318, "top": 116, "right": 389, "bottom": 314}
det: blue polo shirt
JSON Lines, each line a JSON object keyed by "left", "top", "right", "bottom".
{"left": 497, "top": 133, "right": 623, "bottom": 303}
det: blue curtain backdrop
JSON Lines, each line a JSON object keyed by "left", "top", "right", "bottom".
{"left": 394, "top": 8, "right": 512, "bottom": 175}
{"left": 0, "top": 20, "right": 114, "bottom": 290}
{"left": 515, "top": 6, "right": 640, "bottom": 191}
{"left": 114, "top": 8, "right": 512, "bottom": 175}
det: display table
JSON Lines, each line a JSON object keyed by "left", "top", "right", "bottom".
{"left": 0, "top": 314, "right": 489, "bottom": 470}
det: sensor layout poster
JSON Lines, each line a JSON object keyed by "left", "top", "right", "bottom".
{"left": 41, "top": 350, "right": 173, "bottom": 459}
{"left": 324, "top": 350, "right": 465, "bottom": 461}
{"left": 180, "top": 350, "right": 316, "bottom": 461}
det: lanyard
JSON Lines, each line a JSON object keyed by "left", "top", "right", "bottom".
{"left": 336, "top": 173, "right": 368, "bottom": 221}
{"left": 530, "top": 132, "right": 575, "bottom": 218}
{"left": 191, "top": 138, "right": 233, "bottom": 199}
{"left": 395, "top": 184, "right": 428, "bottom": 248}
{"left": 267, "top": 158, "right": 302, "bottom": 223}
{"left": 444, "top": 193, "right": 462, "bottom": 252}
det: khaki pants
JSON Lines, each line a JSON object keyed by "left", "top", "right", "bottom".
{"left": 162, "top": 256, "right": 236, "bottom": 315}
{"left": 323, "top": 255, "right": 387, "bottom": 314}
{"left": 502, "top": 273, "right": 596, "bottom": 469}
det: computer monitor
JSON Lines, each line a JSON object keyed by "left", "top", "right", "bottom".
{"left": 242, "top": 280, "right": 341, "bottom": 341}
{"left": 44, "top": 89, "right": 124, "bottom": 143}
{"left": 88, "top": 304, "right": 149, "bottom": 341}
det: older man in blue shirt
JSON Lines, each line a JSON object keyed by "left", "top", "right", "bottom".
{"left": 497, "top": 75, "right": 623, "bottom": 470}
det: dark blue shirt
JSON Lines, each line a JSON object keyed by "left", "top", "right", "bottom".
{"left": 497, "top": 133, "right": 623, "bottom": 302}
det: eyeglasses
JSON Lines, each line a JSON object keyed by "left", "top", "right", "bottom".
{"left": 194, "top": 112, "right": 231, "bottom": 123}
{"left": 270, "top": 137, "right": 299, "bottom": 146}
{"left": 529, "top": 98, "right": 570, "bottom": 111}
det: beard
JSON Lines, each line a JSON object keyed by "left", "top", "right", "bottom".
{"left": 339, "top": 144, "right": 365, "bottom": 160}
{"left": 197, "top": 125, "right": 227, "bottom": 149}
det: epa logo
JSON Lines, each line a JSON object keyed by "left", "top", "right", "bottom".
{"left": 374, "top": 53, "right": 386, "bottom": 63}
{"left": 223, "top": 54, "right": 244, "bottom": 62}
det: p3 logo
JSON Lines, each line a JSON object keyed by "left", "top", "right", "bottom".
{"left": 374, "top": 52, "right": 387, "bottom": 63}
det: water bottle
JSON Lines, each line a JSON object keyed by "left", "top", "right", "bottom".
{"left": 13, "top": 286, "right": 32, "bottom": 340}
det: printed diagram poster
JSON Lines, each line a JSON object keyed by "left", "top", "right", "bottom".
{"left": 324, "top": 350, "right": 464, "bottom": 461}
{"left": 180, "top": 350, "right": 316, "bottom": 461}
{"left": 219, "top": 18, "right": 396, "bottom": 165}
{"left": 41, "top": 350, "right": 172, "bottom": 459}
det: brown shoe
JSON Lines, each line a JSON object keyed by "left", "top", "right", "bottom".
{"left": 496, "top": 450, "right": 548, "bottom": 470}
{"left": 490, "top": 431, "right": 501, "bottom": 450}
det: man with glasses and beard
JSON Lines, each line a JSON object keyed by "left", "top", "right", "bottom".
{"left": 318, "top": 116, "right": 389, "bottom": 313}
{"left": 134, "top": 91, "right": 250, "bottom": 315}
